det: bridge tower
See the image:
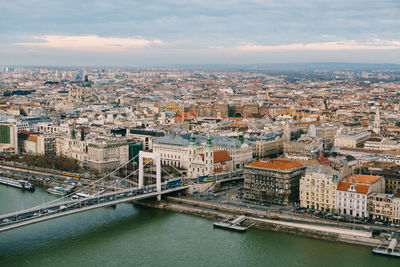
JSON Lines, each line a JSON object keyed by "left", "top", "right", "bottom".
{"left": 138, "top": 151, "right": 162, "bottom": 200}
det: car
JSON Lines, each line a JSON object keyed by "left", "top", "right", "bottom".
{"left": 2, "top": 218, "right": 11, "bottom": 223}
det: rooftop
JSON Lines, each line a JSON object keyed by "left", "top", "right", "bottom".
{"left": 247, "top": 159, "right": 303, "bottom": 171}
{"left": 337, "top": 174, "right": 382, "bottom": 194}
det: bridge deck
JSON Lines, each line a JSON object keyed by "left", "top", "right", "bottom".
{"left": 0, "top": 185, "right": 189, "bottom": 232}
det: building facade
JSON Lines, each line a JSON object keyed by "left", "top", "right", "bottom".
{"left": 336, "top": 174, "right": 385, "bottom": 218}
{"left": 0, "top": 123, "right": 18, "bottom": 153}
{"left": 300, "top": 165, "right": 352, "bottom": 212}
{"left": 334, "top": 131, "right": 371, "bottom": 148}
{"left": 87, "top": 139, "right": 129, "bottom": 171}
{"left": 244, "top": 159, "right": 306, "bottom": 205}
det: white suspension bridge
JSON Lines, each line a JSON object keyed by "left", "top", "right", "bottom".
{"left": 0, "top": 152, "right": 191, "bottom": 232}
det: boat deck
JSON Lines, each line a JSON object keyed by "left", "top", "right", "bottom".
{"left": 213, "top": 222, "right": 247, "bottom": 232}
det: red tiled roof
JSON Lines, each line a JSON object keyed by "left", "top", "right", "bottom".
{"left": 337, "top": 174, "right": 382, "bottom": 194}
{"left": 214, "top": 150, "right": 232, "bottom": 164}
{"left": 317, "top": 156, "right": 332, "bottom": 165}
{"left": 248, "top": 159, "right": 303, "bottom": 170}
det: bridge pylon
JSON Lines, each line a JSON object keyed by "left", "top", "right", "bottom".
{"left": 138, "top": 151, "right": 162, "bottom": 200}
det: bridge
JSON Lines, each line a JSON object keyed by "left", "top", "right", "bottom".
{"left": 0, "top": 152, "right": 190, "bottom": 232}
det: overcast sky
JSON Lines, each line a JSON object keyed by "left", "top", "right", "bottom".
{"left": 1, "top": 0, "right": 400, "bottom": 66}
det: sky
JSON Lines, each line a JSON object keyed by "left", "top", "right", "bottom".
{"left": 1, "top": 0, "right": 400, "bottom": 66}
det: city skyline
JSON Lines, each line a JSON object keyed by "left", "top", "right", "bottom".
{"left": 1, "top": 0, "right": 400, "bottom": 66}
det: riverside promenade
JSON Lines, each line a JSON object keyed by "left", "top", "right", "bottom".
{"left": 153, "top": 196, "right": 390, "bottom": 248}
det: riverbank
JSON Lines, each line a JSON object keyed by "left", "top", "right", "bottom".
{"left": 135, "top": 197, "right": 387, "bottom": 248}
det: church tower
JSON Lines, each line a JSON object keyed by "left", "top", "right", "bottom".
{"left": 373, "top": 107, "right": 381, "bottom": 135}
{"left": 205, "top": 135, "right": 214, "bottom": 176}
{"left": 189, "top": 133, "right": 196, "bottom": 161}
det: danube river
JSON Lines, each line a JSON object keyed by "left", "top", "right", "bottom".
{"left": 0, "top": 185, "right": 399, "bottom": 267}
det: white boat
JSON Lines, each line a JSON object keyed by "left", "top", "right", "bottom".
{"left": 47, "top": 187, "right": 67, "bottom": 196}
{"left": 0, "top": 176, "right": 35, "bottom": 191}
{"left": 372, "top": 238, "right": 400, "bottom": 257}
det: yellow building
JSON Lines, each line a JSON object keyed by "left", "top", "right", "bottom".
{"left": 300, "top": 165, "right": 351, "bottom": 212}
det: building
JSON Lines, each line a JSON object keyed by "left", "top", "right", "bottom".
{"left": 188, "top": 135, "right": 233, "bottom": 178}
{"left": 0, "top": 123, "right": 18, "bottom": 153}
{"left": 284, "top": 135, "right": 323, "bottom": 160}
{"left": 308, "top": 123, "right": 338, "bottom": 149}
{"left": 368, "top": 193, "right": 394, "bottom": 222}
{"left": 37, "top": 134, "right": 57, "bottom": 156}
{"left": 68, "top": 75, "right": 96, "bottom": 103}
{"left": 300, "top": 165, "right": 352, "bottom": 212}
{"left": 336, "top": 174, "right": 385, "bottom": 218}
{"left": 364, "top": 138, "right": 398, "bottom": 151}
{"left": 87, "top": 139, "right": 129, "bottom": 171}
{"left": 243, "top": 159, "right": 306, "bottom": 205}
{"left": 153, "top": 133, "right": 252, "bottom": 173}
{"left": 23, "top": 135, "right": 38, "bottom": 154}
{"left": 393, "top": 195, "right": 400, "bottom": 224}
{"left": 253, "top": 133, "right": 284, "bottom": 158}
{"left": 128, "top": 128, "right": 163, "bottom": 151}
{"left": 334, "top": 131, "right": 371, "bottom": 148}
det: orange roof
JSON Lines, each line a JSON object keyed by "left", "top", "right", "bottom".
{"left": 337, "top": 174, "right": 382, "bottom": 194}
{"left": 248, "top": 159, "right": 303, "bottom": 170}
{"left": 214, "top": 150, "right": 232, "bottom": 164}
{"left": 26, "top": 135, "right": 37, "bottom": 142}
{"left": 174, "top": 112, "right": 197, "bottom": 122}
{"left": 227, "top": 118, "right": 244, "bottom": 122}
{"left": 231, "top": 123, "right": 247, "bottom": 127}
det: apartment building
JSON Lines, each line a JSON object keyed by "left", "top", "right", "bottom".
{"left": 336, "top": 174, "right": 385, "bottom": 218}
{"left": 368, "top": 193, "right": 394, "bottom": 222}
{"left": 87, "top": 139, "right": 129, "bottom": 171}
{"left": 300, "top": 165, "right": 352, "bottom": 212}
{"left": 244, "top": 159, "right": 306, "bottom": 205}
{"left": 334, "top": 131, "right": 371, "bottom": 148}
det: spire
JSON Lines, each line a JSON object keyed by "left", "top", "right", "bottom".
{"left": 71, "top": 127, "right": 76, "bottom": 139}
{"left": 189, "top": 133, "right": 196, "bottom": 147}
{"left": 80, "top": 127, "right": 85, "bottom": 141}
{"left": 373, "top": 106, "right": 381, "bottom": 134}
{"left": 205, "top": 135, "right": 213, "bottom": 149}
{"left": 238, "top": 132, "right": 244, "bottom": 144}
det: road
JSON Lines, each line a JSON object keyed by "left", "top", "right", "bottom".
{"left": 0, "top": 184, "right": 189, "bottom": 232}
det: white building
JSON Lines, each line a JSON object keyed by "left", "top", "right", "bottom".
{"left": 334, "top": 131, "right": 371, "bottom": 148}
{"left": 336, "top": 174, "right": 385, "bottom": 218}
{"left": 152, "top": 133, "right": 253, "bottom": 175}
{"left": 87, "top": 138, "right": 129, "bottom": 171}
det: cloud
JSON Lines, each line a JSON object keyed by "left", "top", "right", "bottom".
{"left": 223, "top": 39, "right": 400, "bottom": 52}
{"left": 16, "top": 35, "right": 164, "bottom": 51}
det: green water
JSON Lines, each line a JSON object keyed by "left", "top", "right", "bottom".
{"left": 0, "top": 185, "right": 398, "bottom": 267}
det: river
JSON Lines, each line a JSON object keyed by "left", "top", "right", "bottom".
{"left": 0, "top": 184, "right": 399, "bottom": 267}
